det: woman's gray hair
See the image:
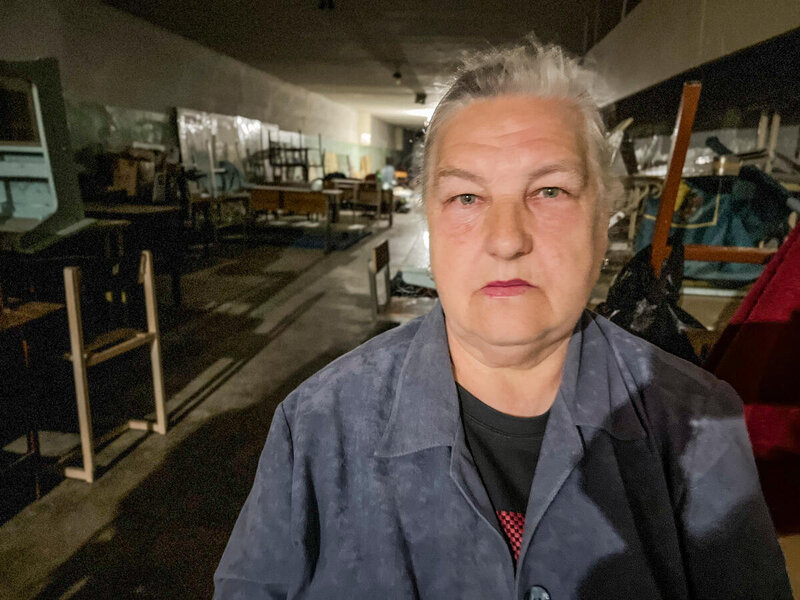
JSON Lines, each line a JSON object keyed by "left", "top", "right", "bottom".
{"left": 419, "top": 38, "right": 620, "bottom": 212}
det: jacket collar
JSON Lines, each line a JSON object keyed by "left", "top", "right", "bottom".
{"left": 373, "top": 304, "right": 645, "bottom": 458}
{"left": 374, "top": 303, "right": 460, "bottom": 457}
{"left": 563, "top": 312, "right": 647, "bottom": 441}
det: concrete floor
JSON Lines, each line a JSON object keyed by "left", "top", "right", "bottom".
{"left": 1, "top": 207, "right": 798, "bottom": 598}
{"left": 0, "top": 209, "right": 425, "bottom": 599}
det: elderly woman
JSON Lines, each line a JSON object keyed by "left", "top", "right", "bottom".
{"left": 215, "top": 42, "right": 791, "bottom": 599}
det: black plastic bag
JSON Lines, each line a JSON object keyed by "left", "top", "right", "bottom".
{"left": 595, "top": 237, "right": 705, "bottom": 364}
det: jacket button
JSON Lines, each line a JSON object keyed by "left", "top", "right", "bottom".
{"left": 526, "top": 586, "right": 551, "bottom": 600}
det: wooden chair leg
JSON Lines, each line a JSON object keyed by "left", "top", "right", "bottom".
{"left": 368, "top": 262, "right": 379, "bottom": 319}
{"left": 63, "top": 266, "right": 95, "bottom": 483}
{"left": 650, "top": 81, "right": 702, "bottom": 276}
{"left": 146, "top": 335, "right": 167, "bottom": 435}
{"left": 383, "top": 264, "right": 392, "bottom": 306}
{"left": 325, "top": 207, "right": 333, "bottom": 253}
{"left": 64, "top": 359, "right": 95, "bottom": 483}
{"left": 128, "top": 251, "right": 168, "bottom": 435}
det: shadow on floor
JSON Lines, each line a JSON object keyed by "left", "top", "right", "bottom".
{"left": 34, "top": 348, "right": 356, "bottom": 600}
{"left": 1, "top": 245, "right": 319, "bottom": 525}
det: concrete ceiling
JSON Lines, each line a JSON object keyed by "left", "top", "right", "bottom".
{"left": 103, "top": 0, "right": 592, "bottom": 128}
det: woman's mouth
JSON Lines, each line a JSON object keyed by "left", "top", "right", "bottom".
{"left": 481, "top": 279, "right": 534, "bottom": 297}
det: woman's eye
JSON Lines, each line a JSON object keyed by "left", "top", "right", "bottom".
{"left": 538, "top": 187, "right": 563, "bottom": 199}
{"left": 456, "top": 194, "right": 478, "bottom": 206}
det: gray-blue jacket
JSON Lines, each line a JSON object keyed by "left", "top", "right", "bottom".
{"left": 215, "top": 305, "right": 791, "bottom": 599}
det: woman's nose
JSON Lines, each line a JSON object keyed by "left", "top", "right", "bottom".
{"left": 483, "top": 200, "right": 533, "bottom": 260}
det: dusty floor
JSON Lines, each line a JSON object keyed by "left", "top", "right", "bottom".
{"left": 0, "top": 207, "right": 798, "bottom": 598}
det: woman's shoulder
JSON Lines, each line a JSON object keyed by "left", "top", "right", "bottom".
{"left": 280, "top": 315, "right": 427, "bottom": 423}
{"left": 588, "top": 311, "right": 741, "bottom": 413}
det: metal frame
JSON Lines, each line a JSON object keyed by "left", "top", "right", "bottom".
{"left": 0, "top": 59, "right": 90, "bottom": 253}
{"left": 0, "top": 75, "right": 56, "bottom": 229}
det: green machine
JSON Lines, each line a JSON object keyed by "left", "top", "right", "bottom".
{"left": 0, "top": 58, "right": 93, "bottom": 253}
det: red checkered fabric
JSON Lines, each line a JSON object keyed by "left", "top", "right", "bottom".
{"left": 496, "top": 510, "right": 525, "bottom": 562}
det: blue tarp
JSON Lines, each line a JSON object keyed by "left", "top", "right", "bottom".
{"left": 635, "top": 167, "right": 791, "bottom": 284}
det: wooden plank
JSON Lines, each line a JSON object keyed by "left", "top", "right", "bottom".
{"left": 79, "top": 327, "right": 141, "bottom": 354}
{"left": 248, "top": 187, "right": 281, "bottom": 212}
{"left": 651, "top": 82, "right": 702, "bottom": 276}
{"left": 683, "top": 245, "right": 776, "bottom": 264}
{"left": 756, "top": 113, "right": 769, "bottom": 149}
{"left": 83, "top": 203, "right": 181, "bottom": 216}
{"left": 187, "top": 193, "right": 250, "bottom": 207}
{"left": 63, "top": 265, "right": 95, "bottom": 482}
{"left": 85, "top": 332, "right": 154, "bottom": 367}
{"left": 356, "top": 189, "right": 382, "bottom": 208}
{"left": 373, "top": 240, "right": 390, "bottom": 272}
{"left": 765, "top": 112, "right": 781, "bottom": 173}
{"left": 247, "top": 184, "right": 341, "bottom": 195}
{"left": 0, "top": 301, "right": 62, "bottom": 333}
{"left": 142, "top": 249, "right": 167, "bottom": 435}
{"left": 283, "top": 191, "right": 328, "bottom": 214}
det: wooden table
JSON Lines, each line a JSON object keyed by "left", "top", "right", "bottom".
{"left": 247, "top": 185, "right": 342, "bottom": 212}
{"left": 246, "top": 186, "right": 344, "bottom": 252}
{"left": 0, "top": 301, "right": 64, "bottom": 330}
{"left": 328, "top": 178, "right": 364, "bottom": 211}
{"left": 0, "top": 219, "right": 133, "bottom": 324}
{"left": 83, "top": 203, "right": 185, "bottom": 305}
{"left": 188, "top": 192, "right": 251, "bottom": 255}
{"left": 351, "top": 185, "right": 393, "bottom": 227}
{"left": 82, "top": 203, "right": 182, "bottom": 217}
{"left": 0, "top": 301, "right": 64, "bottom": 499}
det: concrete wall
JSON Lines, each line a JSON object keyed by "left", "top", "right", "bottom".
{"left": 0, "top": 0, "right": 397, "bottom": 151}
{"left": 356, "top": 112, "right": 402, "bottom": 152}
{"left": 587, "top": 0, "right": 800, "bottom": 103}
{"left": 368, "top": 115, "right": 401, "bottom": 152}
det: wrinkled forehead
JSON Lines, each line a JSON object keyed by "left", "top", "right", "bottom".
{"left": 427, "top": 95, "right": 593, "bottom": 189}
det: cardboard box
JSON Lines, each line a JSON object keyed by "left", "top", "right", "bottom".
{"left": 111, "top": 157, "right": 138, "bottom": 197}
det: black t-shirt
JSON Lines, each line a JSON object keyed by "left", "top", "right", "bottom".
{"left": 457, "top": 384, "right": 550, "bottom": 563}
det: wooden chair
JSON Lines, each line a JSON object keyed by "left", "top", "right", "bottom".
{"left": 62, "top": 250, "right": 167, "bottom": 483}
{"left": 328, "top": 177, "right": 360, "bottom": 208}
{"left": 355, "top": 181, "right": 393, "bottom": 227}
{"left": 649, "top": 81, "right": 777, "bottom": 277}
{"left": 367, "top": 240, "right": 436, "bottom": 323}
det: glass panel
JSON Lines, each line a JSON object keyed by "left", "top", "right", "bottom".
{"left": 0, "top": 75, "right": 39, "bottom": 145}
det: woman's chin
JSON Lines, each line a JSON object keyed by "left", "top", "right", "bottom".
{"left": 472, "top": 316, "right": 553, "bottom": 348}
{"left": 465, "top": 301, "right": 580, "bottom": 350}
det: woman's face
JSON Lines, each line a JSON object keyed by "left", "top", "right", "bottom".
{"left": 426, "top": 95, "right": 607, "bottom": 358}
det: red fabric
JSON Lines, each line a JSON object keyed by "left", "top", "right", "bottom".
{"left": 705, "top": 225, "right": 800, "bottom": 533}
{"left": 706, "top": 224, "right": 800, "bottom": 405}
{"left": 743, "top": 404, "right": 800, "bottom": 458}
{"left": 729, "top": 233, "right": 800, "bottom": 324}
{"left": 496, "top": 510, "right": 525, "bottom": 563}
